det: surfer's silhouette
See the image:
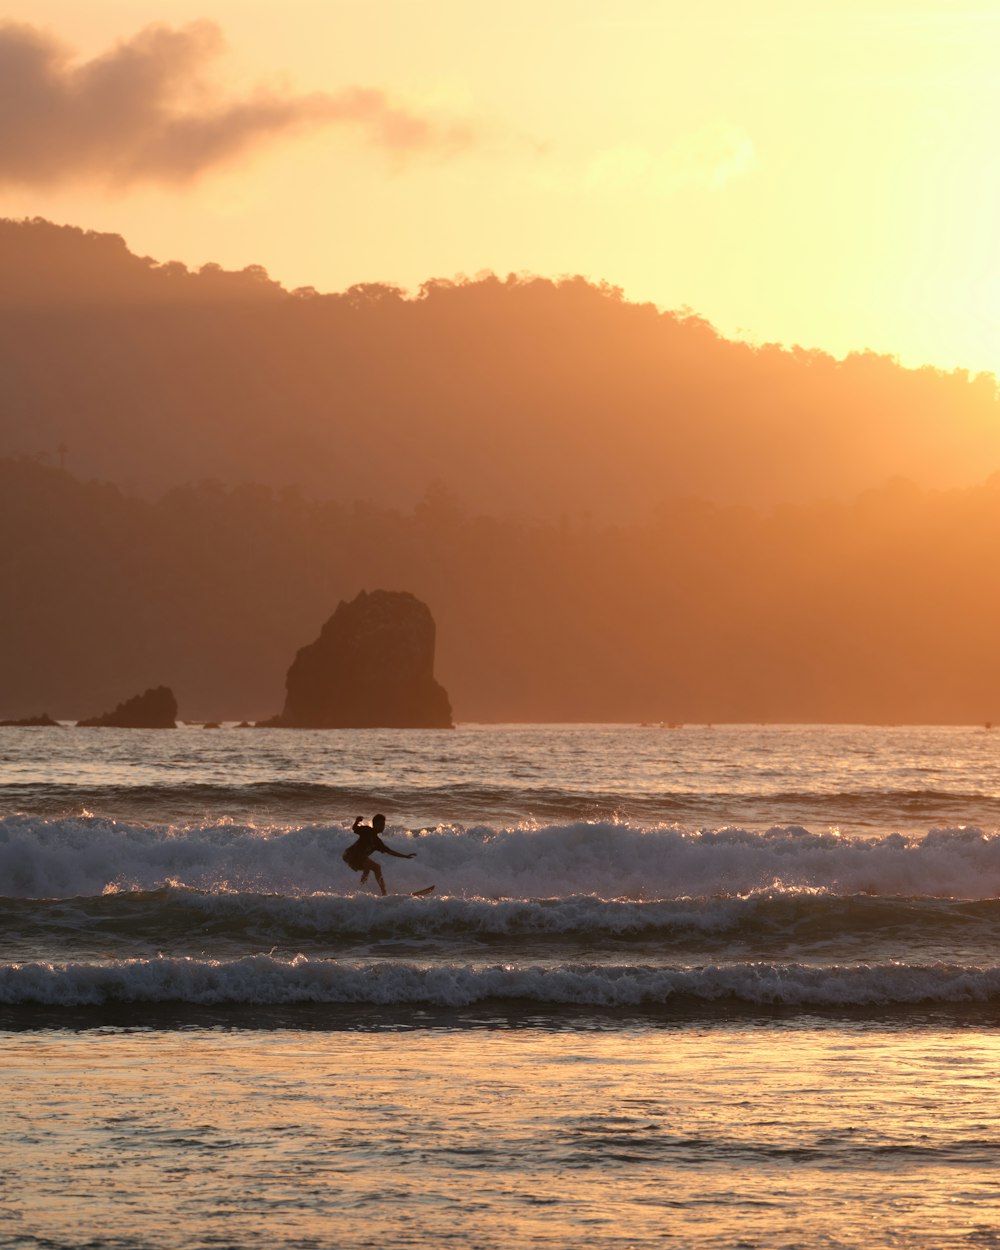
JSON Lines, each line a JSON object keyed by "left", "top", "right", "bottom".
{"left": 342, "top": 813, "right": 415, "bottom": 895}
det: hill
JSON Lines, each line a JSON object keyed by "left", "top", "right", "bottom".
{"left": 2, "top": 218, "right": 998, "bottom": 517}
{"left": 3, "top": 457, "right": 1000, "bottom": 724}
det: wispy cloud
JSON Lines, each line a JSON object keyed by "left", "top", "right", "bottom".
{"left": 0, "top": 20, "right": 477, "bottom": 189}
{"left": 585, "top": 123, "right": 754, "bottom": 196}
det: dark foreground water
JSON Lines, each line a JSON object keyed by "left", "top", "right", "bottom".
{"left": 2, "top": 723, "right": 999, "bottom": 1248}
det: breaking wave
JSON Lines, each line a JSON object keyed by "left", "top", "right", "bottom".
{"left": 4, "top": 887, "right": 1000, "bottom": 954}
{"left": 4, "top": 954, "right": 1000, "bottom": 1009}
{"left": 4, "top": 815, "right": 1000, "bottom": 901}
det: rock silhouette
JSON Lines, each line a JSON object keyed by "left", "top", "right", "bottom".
{"left": 272, "top": 590, "right": 453, "bottom": 728}
{"left": 0, "top": 712, "right": 60, "bottom": 726}
{"left": 77, "top": 686, "right": 178, "bottom": 728}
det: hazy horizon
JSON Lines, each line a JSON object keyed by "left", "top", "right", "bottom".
{"left": 1, "top": 211, "right": 998, "bottom": 725}
{"left": 5, "top": 454, "right": 1000, "bottom": 725}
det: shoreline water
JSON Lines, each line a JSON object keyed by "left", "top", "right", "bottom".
{"left": 6, "top": 1023, "right": 1000, "bottom": 1250}
{"left": 6, "top": 1000, "right": 1000, "bottom": 1034}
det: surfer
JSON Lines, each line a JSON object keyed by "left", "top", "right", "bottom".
{"left": 342, "top": 813, "right": 416, "bottom": 895}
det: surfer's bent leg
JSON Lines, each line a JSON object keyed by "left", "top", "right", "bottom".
{"left": 356, "top": 856, "right": 386, "bottom": 895}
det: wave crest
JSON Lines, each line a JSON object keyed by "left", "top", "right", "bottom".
{"left": 4, "top": 954, "right": 1000, "bottom": 1009}
{"left": 4, "top": 815, "right": 1000, "bottom": 901}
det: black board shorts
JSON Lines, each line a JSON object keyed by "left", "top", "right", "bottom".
{"left": 342, "top": 847, "right": 369, "bottom": 871}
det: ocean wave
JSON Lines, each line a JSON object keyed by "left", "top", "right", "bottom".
{"left": 4, "top": 887, "right": 999, "bottom": 951}
{"left": 3, "top": 779, "right": 998, "bottom": 831}
{"left": 3, "top": 954, "right": 1000, "bottom": 1008}
{"left": 4, "top": 815, "right": 1000, "bottom": 901}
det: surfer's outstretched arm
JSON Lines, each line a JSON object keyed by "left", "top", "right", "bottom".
{"left": 373, "top": 837, "right": 415, "bottom": 860}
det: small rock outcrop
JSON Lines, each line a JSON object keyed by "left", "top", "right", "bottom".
{"left": 0, "top": 713, "right": 60, "bottom": 727}
{"left": 77, "top": 686, "right": 178, "bottom": 728}
{"left": 272, "top": 590, "right": 453, "bottom": 728}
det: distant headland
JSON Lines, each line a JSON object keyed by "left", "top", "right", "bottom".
{"left": 1, "top": 592, "right": 453, "bottom": 730}
{"left": 77, "top": 686, "right": 179, "bottom": 729}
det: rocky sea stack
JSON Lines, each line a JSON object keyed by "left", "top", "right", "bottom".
{"left": 77, "top": 686, "right": 178, "bottom": 728}
{"left": 270, "top": 590, "right": 453, "bottom": 728}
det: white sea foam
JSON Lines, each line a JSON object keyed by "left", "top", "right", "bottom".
{"left": 3, "top": 954, "right": 1000, "bottom": 1008}
{"left": 4, "top": 815, "right": 1000, "bottom": 901}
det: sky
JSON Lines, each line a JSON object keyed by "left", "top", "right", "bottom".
{"left": 2, "top": 0, "right": 1000, "bottom": 375}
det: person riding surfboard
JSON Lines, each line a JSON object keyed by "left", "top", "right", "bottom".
{"left": 342, "top": 813, "right": 416, "bottom": 896}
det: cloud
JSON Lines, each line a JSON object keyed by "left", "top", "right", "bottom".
{"left": 585, "top": 124, "right": 754, "bottom": 196}
{"left": 0, "top": 20, "right": 476, "bottom": 188}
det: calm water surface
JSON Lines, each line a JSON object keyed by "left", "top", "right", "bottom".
{"left": 5, "top": 1025, "right": 1000, "bottom": 1249}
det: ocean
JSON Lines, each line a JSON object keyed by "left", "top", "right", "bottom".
{"left": 2, "top": 723, "right": 1000, "bottom": 1248}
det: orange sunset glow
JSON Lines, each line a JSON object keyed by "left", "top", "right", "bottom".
{"left": 2, "top": 0, "right": 1000, "bottom": 375}
{"left": 6, "top": 6, "right": 1000, "bottom": 1250}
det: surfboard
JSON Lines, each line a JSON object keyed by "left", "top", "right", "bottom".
{"left": 373, "top": 885, "right": 436, "bottom": 898}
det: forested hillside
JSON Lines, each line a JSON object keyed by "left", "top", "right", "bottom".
{"left": 2, "top": 218, "right": 998, "bottom": 518}
{"left": 4, "top": 458, "right": 1000, "bottom": 723}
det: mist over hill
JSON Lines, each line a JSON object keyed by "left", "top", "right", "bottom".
{"left": 3, "top": 457, "right": 1000, "bottom": 724}
{"left": 2, "top": 218, "right": 998, "bottom": 517}
{"left": 5, "top": 218, "right": 1000, "bottom": 723}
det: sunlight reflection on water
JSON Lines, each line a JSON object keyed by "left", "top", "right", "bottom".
{"left": 4, "top": 1024, "right": 1000, "bottom": 1249}
{"left": 1, "top": 723, "right": 998, "bottom": 834}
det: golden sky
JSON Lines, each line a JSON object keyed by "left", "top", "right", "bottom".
{"left": 3, "top": 0, "right": 1000, "bottom": 375}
